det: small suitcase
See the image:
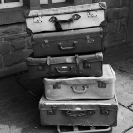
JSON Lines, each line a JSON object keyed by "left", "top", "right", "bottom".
{"left": 32, "top": 27, "right": 103, "bottom": 57}
{"left": 57, "top": 126, "right": 112, "bottom": 133}
{"left": 44, "top": 64, "right": 116, "bottom": 100}
{"left": 39, "top": 96, "right": 118, "bottom": 126}
{"left": 26, "top": 2, "right": 106, "bottom": 33}
{"left": 26, "top": 52, "right": 103, "bottom": 79}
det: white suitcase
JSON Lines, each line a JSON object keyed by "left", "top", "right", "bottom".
{"left": 26, "top": 2, "right": 106, "bottom": 33}
{"left": 44, "top": 64, "right": 116, "bottom": 100}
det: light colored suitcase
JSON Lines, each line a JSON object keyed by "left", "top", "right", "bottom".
{"left": 39, "top": 95, "right": 118, "bottom": 126}
{"left": 26, "top": 2, "right": 106, "bottom": 33}
{"left": 44, "top": 64, "right": 115, "bottom": 100}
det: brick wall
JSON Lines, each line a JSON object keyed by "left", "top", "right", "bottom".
{"left": 0, "top": 0, "right": 131, "bottom": 77}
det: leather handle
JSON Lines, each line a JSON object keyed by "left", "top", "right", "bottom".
{"left": 49, "top": 14, "right": 81, "bottom": 31}
{"left": 62, "top": 110, "right": 86, "bottom": 117}
{"left": 57, "top": 126, "right": 112, "bottom": 133}
{"left": 71, "top": 85, "right": 88, "bottom": 94}
{"left": 55, "top": 66, "right": 73, "bottom": 74}
{"left": 49, "top": 14, "right": 81, "bottom": 23}
{"left": 58, "top": 41, "right": 77, "bottom": 51}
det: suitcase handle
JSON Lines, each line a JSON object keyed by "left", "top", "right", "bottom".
{"left": 57, "top": 126, "right": 112, "bottom": 133}
{"left": 62, "top": 110, "right": 95, "bottom": 117}
{"left": 49, "top": 14, "right": 81, "bottom": 31}
{"left": 58, "top": 41, "right": 77, "bottom": 51}
{"left": 71, "top": 85, "right": 88, "bottom": 94}
{"left": 62, "top": 110, "right": 86, "bottom": 117}
{"left": 55, "top": 66, "right": 74, "bottom": 74}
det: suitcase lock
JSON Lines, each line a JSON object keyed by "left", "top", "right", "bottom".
{"left": 47, "top": 106, "right": 57, "bottom": 115}
{"left": 97, "top": 81, "right": 106, "bottom": 88}
{"left": 100, "top": 106, "right": 110, "bottom": 115}
{"left": 41, "top": 40, "right": 49, "bottom": 48}
{"left": 86, "top": 35, "right": 94, "bottom": 44}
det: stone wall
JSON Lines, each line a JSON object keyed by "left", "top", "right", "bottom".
{"left": 0, "top": 0, "right": 131, "bottom": 77}
{"left": 0, "top": 23, "right": 32, "bottom": 77}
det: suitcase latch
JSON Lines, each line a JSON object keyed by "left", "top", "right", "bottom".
{"left": 98, "top": 81, "right": 106, "bottom": 88}
{"left": 33, "top": 15, "right": 42, "bottom": 23}
{"left": 83, "top": 60, "right": 91, "bottom": 69}
{"left": 47, "top": 106, "right": 57, "bottom": 115}
{"left": 86, "top": 35, "right": 94, "bottom": 43}
{"left": 100, "top": 107, "right": 110, "bottom": 115}
{"left": 53, "top": 82, "right": 61, "bottom": 89}
{"left": 87, "top": 11, "right": 97, "bottom": 17}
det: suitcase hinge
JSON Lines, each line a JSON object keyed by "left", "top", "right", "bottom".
{"left": 98, "top": 81, "right": 106, "bottom": 88}
{"left": 86, "top": 35, "right": 95, "bottom": 44}
{"left": 47, "top": 106, "right": 57, "bottom": 115}
{"left": 33, "top": 13, "right": 42, "bottom": 23}
{"left": 100, "top": 106, "right": 110, "bottom": 115}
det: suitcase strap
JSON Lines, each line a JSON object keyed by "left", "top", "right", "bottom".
{"left": 57, "top": 126, "right": 112, "bottom": 133}
{"left": 49, "top": 14, "right": 81, "bottom": 31}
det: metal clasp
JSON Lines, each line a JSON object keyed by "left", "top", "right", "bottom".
{"left": 100, "top": 106, "right": 110, "bottom": 115}
{"left": 47, "top": 106, "right": 57, "bottom": 115}
{"left": 86, "top": 35, "right": 95, "bottom": 43}
{"left": 87, "top": 11, "right": 97, "bottom": 17}
{"left": 33, "top": 13, "right": 42, "bottom": 23}
{"left": 98, "top": 81, "right": 106, "bottom": 88}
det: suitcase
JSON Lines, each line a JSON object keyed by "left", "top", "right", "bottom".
{"left": 39, "top": 96, "right": 118, "bottom": 126}
{"left": 26, "top": 52, "right": 103, "bottom": 79}
{"left": 26, "top": 2, "right": 106, "bottom": 33}
{"left": 57, "top": 126, "right": 112, "bottom": 133}
{"left": 32, "top": 27, "right": 103, "bottom": 57}
{"left": 44, "top": 64, "right": 116, "bottom": 100}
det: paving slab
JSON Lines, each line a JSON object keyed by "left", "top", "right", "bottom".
{"left": 112, "top": 105, "right": 133, "bottom": 133}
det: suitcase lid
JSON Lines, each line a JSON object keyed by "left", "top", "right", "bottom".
{"left": 33, "top": 27, "right": 103, "bottom": 42}
{"left": 39, "top": 95, "right": 118, "bottom": 111}
{"left": 26, "top": 52, "right": 103, "bottom": 65}
{"left": 26, "top": 2, "right": 107, "bottom": 17}
{"left": 44, "top": 64, "right": 116, "bottom": 85}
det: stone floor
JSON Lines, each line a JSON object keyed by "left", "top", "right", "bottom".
{"left": 0, "top": 44, "right": 133, "bottom": 133}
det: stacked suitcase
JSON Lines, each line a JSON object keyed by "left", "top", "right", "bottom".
{"left": 26, "top": 1, "right": 118, "bottom": 133}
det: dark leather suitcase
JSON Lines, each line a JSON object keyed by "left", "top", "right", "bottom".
{"left": 32, "top": 27, "right": 103, "bottom": 57}
{"left": 26, "top": 52, "right": 103, "bottom": 79}
{"left": 57, "top": 126, "right": 112, "bottom": 133}
{"left": 39, "top": 96, "right": 118, "bottom": 126}
{"left": 44, "top": 64, "right": 116, "bottom": 100}
{"left": 26, "top": 2, "right": 106, "bottom": 33}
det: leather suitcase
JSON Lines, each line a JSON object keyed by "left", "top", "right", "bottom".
{"left": 57, "top": 126, "right": 112, "bottom": 133}
{"left": 26, "top": 2, "right": 106, "bottom": 33}
{"left": 26, "top": 52, "right": 103, "bottom": 79}
{"left": 32, "top": 27, "right": 103, "bottom": 57}
{"left": 39, "top": 96, "right": 118, "bottom": 126}
{"left": 44, "top": 64, "right": 116, "bottom": 100}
